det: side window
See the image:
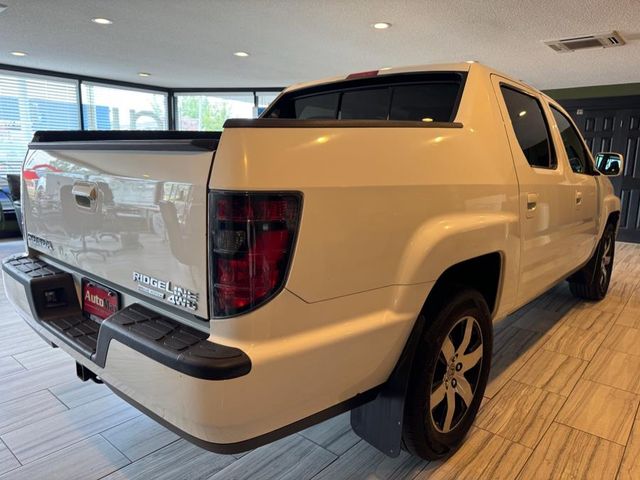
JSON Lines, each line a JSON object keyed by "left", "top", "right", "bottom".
{"left": 500, "top": 86, "right": 556, "bottom": 169}
{"left": 550, "top": 106, "right": 591, "bottom": 174}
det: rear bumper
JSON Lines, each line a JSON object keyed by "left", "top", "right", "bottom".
{"left": 1, "top": 254, "right": 270, "bottom": 452}
{"left": 2, "top": 254, "right": 250, "bottom": 380}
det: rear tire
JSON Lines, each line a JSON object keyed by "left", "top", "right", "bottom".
{"left": 402, "top": 288, "right": 492, "bottom": 460}
{"left": 568, "top": 223, "right": 615, "bottom": 301}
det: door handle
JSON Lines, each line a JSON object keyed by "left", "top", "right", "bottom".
{"left": 72, "top": 182, "right": 97, "bottom": 209}
{"left": 72, "top": 183, "right": 97, "bottom": 200}
{"left": 575, "top": 191, "right": 583, "bottom": 205}
{"left": 526, "top": 193, "right": 538, "bottom": 218}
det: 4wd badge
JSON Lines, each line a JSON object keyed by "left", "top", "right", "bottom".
{"left": 132, "top": 272, "right": 199, "bottom": 311}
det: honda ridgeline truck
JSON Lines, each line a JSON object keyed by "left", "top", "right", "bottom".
{"left": 2, "top": 63, "right": 623, "bottom": 459}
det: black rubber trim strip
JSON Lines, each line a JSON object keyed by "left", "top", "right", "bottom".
{"left": 32, "top": 130, "right": 222, "bottom": 142}
{"left": 223, "top": 118, "right": 464, "bottom": 129}
{"left": 106, "top": 380, "right": 379, "bottom": 454}
{"left": 93, "top": 304, "right": 251, "bottom": 380}
{"left": 29, "top": 130, "right": 221, "bottom": 151}
{"left": 2, "top": 254, "right": 250, "bottom": 381}
{"left": 29, "top": 139, "right": 218, "bottom": 152}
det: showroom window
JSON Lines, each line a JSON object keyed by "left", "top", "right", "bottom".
{"left": 0, "top": 70, "right": 80, "bottom": 175}
{"left": 81, "top": 83, "right": 168, "bottom": 130}
{"left": 551, "top": 106, "right": 591, "bottom": 174}
{"left": 256, "top": 92, "right": 280, "bottom": 116}
{"left": 175, "top": 93, "right": 255, "bottom": 131}
{"left": 500, "top": 86, "right": 556, "bottom": 169}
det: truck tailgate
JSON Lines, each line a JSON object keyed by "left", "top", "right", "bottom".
{"left": 22, "top": 131, "right": 219, "bottom": 319}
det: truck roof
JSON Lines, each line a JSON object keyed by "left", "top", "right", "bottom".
{"left": 283, "top": 62, "right": 535, "bottom": 95}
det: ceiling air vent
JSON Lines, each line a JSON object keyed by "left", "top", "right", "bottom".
{"left": 544, "top": 31, "right": 625, "bottom": 53}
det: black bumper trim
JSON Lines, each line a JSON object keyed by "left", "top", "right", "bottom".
{"left": 2, "top": 254, "right": 251, "bottom": 380}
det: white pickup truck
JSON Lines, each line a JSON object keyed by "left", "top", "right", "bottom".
{"left": 3, "top": 62, "right": 623, "bottom": 460}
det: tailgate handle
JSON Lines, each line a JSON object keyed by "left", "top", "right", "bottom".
{"left": 72, "top": 183, "right": 97, "bottom": 208}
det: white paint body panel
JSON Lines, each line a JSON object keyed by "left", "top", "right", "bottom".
{"left": 7, "top": 63, "right": 620, "bottom": 447}
{"left": 22, "top": 148, "right": 213, "bottom": 318}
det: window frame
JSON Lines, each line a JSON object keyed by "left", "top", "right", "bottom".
{"left": 499, "top": 83, "right": 558, "bottom": 171}
{"left": 548, "top": 103, "right": 598, "bottom": 176}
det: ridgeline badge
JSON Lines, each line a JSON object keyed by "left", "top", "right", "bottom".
{"left": 132, "top": 271, "right": 199, "bottom": 311}
{"left": 27, "top": 233, "right": 53, "bottom": 251}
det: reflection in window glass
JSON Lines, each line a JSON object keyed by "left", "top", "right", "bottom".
{"left": 176, "top": 93, "right": 254, "bottom": 131}
{"left": 81, "top": 83, "right": 168, "bottom": 130}
{"left": 0, "top": 71, "right": 80, "bottom": 177}
{"left": 390, "top": 84, "right": 460, "bottom": 121}
{"left": 256, "top": 92, "right": 280, "bottom": 117}
{"left": 295, "top": 93, "right": 339, "bottom": 120}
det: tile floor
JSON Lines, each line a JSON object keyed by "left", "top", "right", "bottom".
{"left": 0, "top": 238, "right": 639, "bottom": 479}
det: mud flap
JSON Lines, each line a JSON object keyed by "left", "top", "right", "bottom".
{"left": 350, "top": 313, "right": 426, "bottom": 457}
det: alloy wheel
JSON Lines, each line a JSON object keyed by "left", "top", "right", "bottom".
{"left": 429, "top": 316, "right": 483, "bottom": 433}
{"left": 600, "top": 234, "right": 613, "bottom": 289}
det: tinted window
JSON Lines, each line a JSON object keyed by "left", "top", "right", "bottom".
{"left": 340, "top": 88, "right": 389, "bottom": 120}
{"left": 501, "top": 86, "right": 555, "bottom": 168}
{"left": 390, "top": 83, "right": 460, "bottom": 121}
{"left": 295, "top": 93, "right": 339, "bottom": 119}
{"left": 551, "top": 106, "right": 590, "bottom": 174}
{"left": 265, "top": 73, "right": 464, "bottom": 122}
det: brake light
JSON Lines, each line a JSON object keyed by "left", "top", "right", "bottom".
{"left": 209, "top": 191, "right": 302, "bottom": 317}
{"left": 346, "top": 70, "right": 379, "bottom": 80}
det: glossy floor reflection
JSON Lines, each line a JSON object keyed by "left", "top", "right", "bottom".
{"left": 0, "top": 238, "right": 639, "bottom": 479}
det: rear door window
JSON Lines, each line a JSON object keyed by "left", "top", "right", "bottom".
{"left": 500, "top": 86, "right": 556, "bottom": 169}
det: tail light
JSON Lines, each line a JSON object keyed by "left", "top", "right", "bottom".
{"left": 209, "top": 191, "right": 302, "bottom": 317}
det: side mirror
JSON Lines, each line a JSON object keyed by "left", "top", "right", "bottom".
{"left": 595, "top": 152, "right": 624, "bottom": 176}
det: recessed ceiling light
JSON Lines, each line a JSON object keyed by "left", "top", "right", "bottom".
{"left": 465, "top": 60, "right": 477, "bottom": 64}
{"left": 233, "top": 51, "right": 250, "bottom": 57}
{"left": 138, "top": 72, "right": 151, "bottom": 77}
{"left": 10, "top": 51, "right": 27, "bottom": 57}
{"left": 379, "top": 67, "right": 392, "bottom": 71}
{"left": 91, "top": 17, "right": 113, "bottom": 25}
{"left": 372, "top": 22, "right": 391, "bottom": 29}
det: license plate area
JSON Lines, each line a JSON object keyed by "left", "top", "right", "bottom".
{"left": 82, "top": 279, "right": 120, "bottom": 321}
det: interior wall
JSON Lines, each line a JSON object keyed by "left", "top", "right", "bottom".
{"left": 545, "top": 82, "right": 640, "bottom": 100}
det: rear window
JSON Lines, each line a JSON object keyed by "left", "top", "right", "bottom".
{"left": 340, "top": 88, "right": 389, "bottom": 120}
{"left": 296, "top": 93, "right": 340, "bottom": 120}
{"left": 266, "top": 73, "right": 465, "bottom": 122}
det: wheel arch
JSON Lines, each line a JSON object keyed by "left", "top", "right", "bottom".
{"left": 350, "top": 251, "right": 502, "bottom": 456}
{"left": 421, "top": 252, "right": 503, "bottom": 318}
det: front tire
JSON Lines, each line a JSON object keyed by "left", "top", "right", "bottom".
{"left": 568, "top": 223, "right": 615, "bottom": 300}
{"left": 402, "top": 289, "right": 492, "bottom": 460}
